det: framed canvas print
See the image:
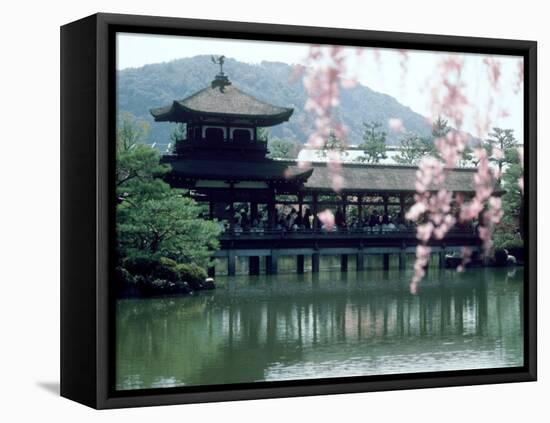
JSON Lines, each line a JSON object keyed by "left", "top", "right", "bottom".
{"left": 60, "top": 13, "right": 537, "bottom": 409}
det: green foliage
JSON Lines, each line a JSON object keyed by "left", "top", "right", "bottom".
{"left": 118, "top": 195, "right": 220, "bottom": 267}
{"left": 159, "top": 256, "right": 178, "bottom": 268}
{"left": 357, "top": 122, "right": 387, "bottom": 163}
{"left": 486, "top": 127, "right": 518, "bottom": 154}
{"left": 152, "top": 262, "right": 180, "bottom": 282}
{"left": 394, "top": 132, "right": 435, "bottom": 165}
{"left": 176, "top": 263, "right": 208, "bottom": 290}
{"left": 502, "top": 163, "right": 522, "bottom": 218}
{"left": 257, "top": 127, "right": 269, "bottom": 142}
{"left": 393, "top": 117, "right": 458, "bottom": 166}
{"left": 431, "top": 116, "right": 451, "bottom": 139}
{"left": 119, "top": 255, "right": 201, "bottom": 295}
{"left": 170, "top": 123, "right": 187, "bottom": 153}
{"left": 123, "top": 254, "right": 162, "bottom": 277}
{"left": 499, "top": 158, "right": 524, "bottom": 239}
{"left": 459, "top": 143, "right": 474, "bottom": 167}
{"left": 481, "top": 128, "right": 518, "bottom": 177}
{"left": 116, "top": 114, "right": 221, "bottom": 276}
{"left": 115, "top": 266, "right": 136, "bottom": 286}
{"left": 267, "top": 138, "right": 299, "bottom": 159}
{"left": 117, "top": 111, "right": 151, "bottom": 149}
{"left": 493, "top": 233, "right": 523, "bottom": 251}
{"left": 493, "top": 137, "right": 523, "bottom": 247}
{"left": 116, "top": 113, "right": 171, "bottom": 203}
{"left": 320, "top": 131, "right": 347, "bottom": 158}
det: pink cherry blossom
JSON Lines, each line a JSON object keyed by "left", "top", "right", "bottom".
{"left": 303, "top": 45, "right": 352, "bottom": 191}
{"left": 492, "top": 147, "right": 504, "bottom": 160}
{"left": 457, "top": 247, "right": 472, "bottom": 272}
{"left": 317, "top": 209, "right": 335, "bottom": 231}
{"left": 298, "top": 160, "right": 312, "bottom": 170}
{"left": 483, "top": 57, "right": 502, "bottom": 90}
{"left": 388, "top": 118, "right": 405, "bottom": 133}
{"left": 302, "top": 46, "right": 523, "bottom": 294}
{"left": 514, "top": 59, "right": 524, "bottom": 94}
{"left": 416, "top": 222, "right": 434, "bottom": 242}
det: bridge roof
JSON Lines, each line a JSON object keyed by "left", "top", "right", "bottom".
{"left": 288, "top": 161, "right": 484, "bottom": 194}
{"left": 162, "top": 156, "right": 492, "bottom": 194}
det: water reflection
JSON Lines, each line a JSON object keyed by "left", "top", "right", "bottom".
{"left": 116, "top": 267, "right": 524, "bottom": 390}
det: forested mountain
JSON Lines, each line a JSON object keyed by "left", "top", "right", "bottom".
{"left": 117, "top": 55, "right": 432, "bottom": 148}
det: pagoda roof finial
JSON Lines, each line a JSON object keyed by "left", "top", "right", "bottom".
{"left": 211, "top": 55, "right": 225, "bottom": 74}
{"left": 211, "top": 55, "right": 231, "bottom": 92}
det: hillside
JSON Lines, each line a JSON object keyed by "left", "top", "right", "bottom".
{"left": 117, "top": 55, "right": 432, "bottom": 148}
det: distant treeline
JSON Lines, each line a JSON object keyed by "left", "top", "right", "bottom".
{"left": 117, "top": 55, "right": 432, "bottom": 147}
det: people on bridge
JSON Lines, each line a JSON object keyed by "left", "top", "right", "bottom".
{"left": 335, "top": 207, "right": 346, "bottom": 230}
{"left": 220, "top": 203, "right": 433, "bottom": 236}
{"left": 303, "top": 209, "right": 312, "bottom": 229}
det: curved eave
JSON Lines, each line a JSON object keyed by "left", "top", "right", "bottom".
{"left": 161, "top": 156, "right": 313, "bottom": 184}
{"left": 288, "top": 167, "right": 314, "bottom": 183}
{"left": 150, "top": 102, "right": 294, "bottom": 127}
{"left": 166, "top": 167, "right": 312, "bottom": 184}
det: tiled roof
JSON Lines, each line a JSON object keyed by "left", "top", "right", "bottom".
{"left": 151, "top": 85, "right": 293, "bottom": 125}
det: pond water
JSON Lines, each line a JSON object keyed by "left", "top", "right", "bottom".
{"left": 116, "top": 267, "right": 524, "bottom": 390}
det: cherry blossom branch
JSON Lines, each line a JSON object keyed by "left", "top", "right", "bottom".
{"left": 300, "top": 46, "right": 522, "bottom": 294}
{"left": 301, "top": 45, "right": 349, "bottom": 192}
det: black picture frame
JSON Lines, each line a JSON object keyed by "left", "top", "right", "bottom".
{"left": 60, "top": 12, "right": 537, "bottom": 409}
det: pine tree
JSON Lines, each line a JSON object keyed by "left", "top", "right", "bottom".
{"left": 432, "top": 116, "right": 451, "bottom": 139}
{"left": 485, "top": 128, "right": 518, "bottom": 179}
{"left": 357, "top": 122, "right": 387, "bottom": 163}
{"left": 116, "top": 113, "right": 220, "bottom": 269}
{"left": 394, "top": 132, "right": 434, "bottom": 165}
{"left": 320, "top": 131, "right": 348, "bottom": 158}
{"left": 267, "top": 138, "right": 299, "bottom": 159}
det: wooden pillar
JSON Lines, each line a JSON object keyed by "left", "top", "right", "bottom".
{"left": 228, "top": 251, "right": 236, "bottom": 276}
{"left": 266, "top": 253, "right": 278, "bottom": 275}
{"left": 357, "top": 194, "right": 363, "bottom": 222}
{"left": 340, "top": 254, "right": 348, "bottom": 272}
{"left": 312, "top": 193, "right": 319, "bottom": 229}
{"left": 298, "top": 193, "right": 303, "bottom": 220}
{"left": 439, "top": 248, "right": 446, "bottom": 269}
{"left": 383, "top": 194, "right": 389, "bottom": 215}
{"left": 208, "top": 264, "right": 216, "bottom": 278}
{"left": 342, "top": 194, "right": 347, "bottom": 227}
{"left": 229, "top": 183, "right": 235, "bottom": 230}
{"left": 399, "top": 193, "right": 405, "bottom": 223}
{"left": 267, "top": 189, "right": 276, "bottom": 230}
{"left": 249, "top": 256, "right": 260, "bottom": 275}
{"left": 250, "top": 202, "right": 258, "bottom": 222}
{"left": 297, "top": 255, "right": 305, "bottom": 274}
{"left": 356, "top": 249, "right": 364, "bottom": 271}
{"left": 383, "top": 253, "right": 390, "bottom": 271}
{"left": 312, "top": 252, "right": 320, "bottom": 273}
{"left": 399, "top": 248, "right": 407, "bottom": 270}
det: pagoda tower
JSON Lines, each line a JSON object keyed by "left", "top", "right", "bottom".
{"left": 149, "top": 56, "right": 312, "bottom": 225}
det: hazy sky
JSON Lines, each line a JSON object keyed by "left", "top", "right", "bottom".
{"left": 117, "top": 33, "right": 524, "bottom": 144}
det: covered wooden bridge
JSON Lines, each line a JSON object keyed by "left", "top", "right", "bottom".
{"left": 151, "top": 65, "right": 483, "bottom": 276}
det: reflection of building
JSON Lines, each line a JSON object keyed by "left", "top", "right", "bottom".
{"left": 151, "top": 69, "right": 483, "bottom": 276}
{"left": 116, "top": 269, "right": 524, "bottom": 389}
